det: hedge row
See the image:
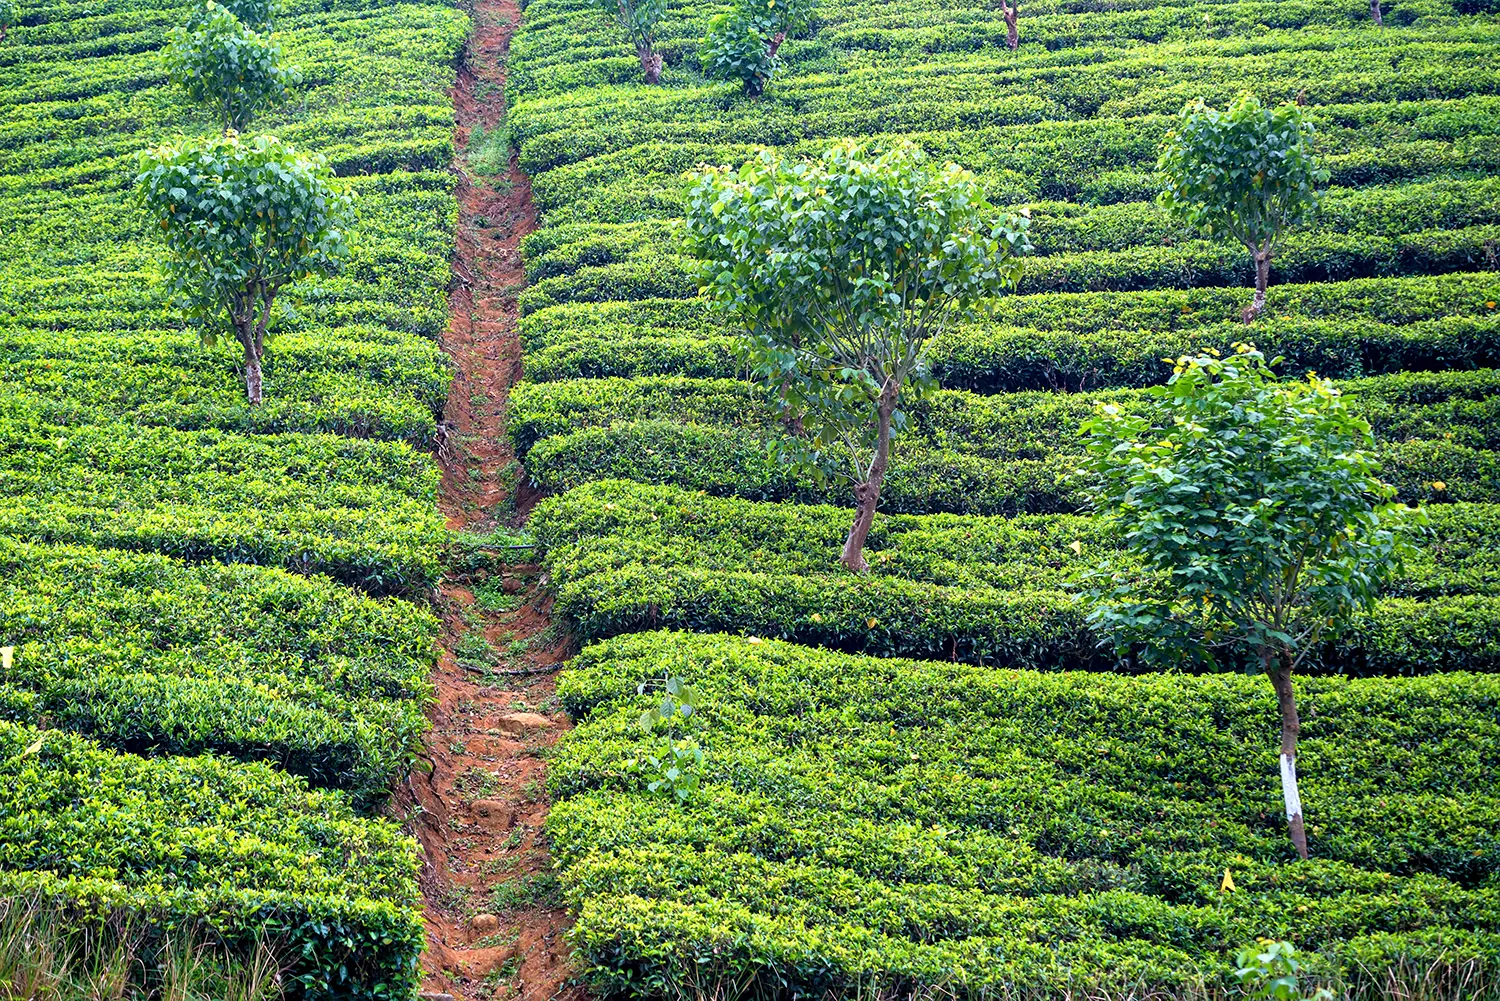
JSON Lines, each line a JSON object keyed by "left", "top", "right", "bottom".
{"left": 548, "top": 630, "right": 1500, "bottom": 999}
{"left": 0, "top": 324, "right": 448, "bottom": 446}
{"left": 509, "top": 369, "right": 1500, "bottom": 514}
{"left": 517, "top": 274, "right": 1500, "bottom": 390}
{"left": 0, "top": 722, "right": 423, "bottom": 999}
{"left": 0, "top": 413, "right": 444, "bottom": 594}
{"left": 0, "top": 539, "right": 436, "bottom": 797}
{"left": 531, "top": 482, "right": 1500, "bottom": 674}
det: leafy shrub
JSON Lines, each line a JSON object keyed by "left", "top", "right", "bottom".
{"left": 0, "top": 538, "right": 436, "bottom": 796}
{"left": 0, "top": 723, "right": 423, "bottom": 999}
{"left": 549, "top": 630, "right": 1500, "bottom": 999}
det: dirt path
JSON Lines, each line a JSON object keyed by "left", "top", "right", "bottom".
{"left": 398, "top": 1, "right": 580, "bottom": 998}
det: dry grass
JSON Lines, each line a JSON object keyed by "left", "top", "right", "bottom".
{"left": 0, "top": 896, "right": 281, "bottom": 1001}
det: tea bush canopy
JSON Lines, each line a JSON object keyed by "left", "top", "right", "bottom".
{"left": 700, "top": 0, "right": 817, "bottom": 96}
{"left": 1158, "top": 94, "right": 1329, "bottom": 319}
{"left": 166, "top": 2, "right": 299, "bottom": 131}
{"left": 684, "top": 140, "right": 1032, "bottom": 570}
{"left": 137, "top": 131, "right": 355, "bottom": 405}
{"left": 1075, "top": 344, "right": 1420, "bottom": 858}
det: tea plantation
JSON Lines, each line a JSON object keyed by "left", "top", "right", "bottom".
{"left": 503, "top": 0, "right": 1500, "bottom": 994}
{"left": 0, "top": 0, "right": 462, "bottom": 993}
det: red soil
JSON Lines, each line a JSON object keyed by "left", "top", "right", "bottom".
{"left": 392, "top": 1, "right": 582, "bottom": 998}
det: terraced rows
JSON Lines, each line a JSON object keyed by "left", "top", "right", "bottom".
{"left": 0, "top": 0, "right": 464, "bottom": 992}
{"left": 504, "top": 0, "right": 1500, "bottom": 993}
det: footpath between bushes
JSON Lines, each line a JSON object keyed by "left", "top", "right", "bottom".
{"left": 398, "top": 1, "right": 581, "bottom": 998}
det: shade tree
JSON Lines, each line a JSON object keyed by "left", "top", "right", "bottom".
{"left": 166, "top": 1, "right": 299, "bottom": 131}
{"left": 1074, "top": 344, "right": 1419, "bottom": 859}
{"left": 701, "top": 0, "right": 817, "bottom": 96}
{"left": 136, "top": 132, "right": 355, "bottom": 405}
{"left": 685, "top": 140, "right": 1031, "bottom": 571}
{"left": 1157, "top": 94, "right": 1327, "bottom": 322}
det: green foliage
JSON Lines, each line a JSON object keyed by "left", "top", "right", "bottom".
{"left": 165, "top": 2, "right": 299, "bottom": 131}
{"left": 137, "top": 132, "right": 354, "bottom": 402}
{"left": 532, "top": 479, "right": 1500, "bottom": 674}
{"left": 0, "top": 721, "right": 423, "bottom": 999}
{"left": 1159, "top": 94, "right": 1330, "bottom": 311}
{"left": 0, "top": 538, "right": 436, "bottom": 796}
{"left": 591, "top": 0, "right": 666, "bottom": 82}
{"left": 684, "top": 140, "right": 1030, "bottom": 566}
{"left": 186, "top": 0, "right": 279, "bottom": 33}
{"left": 700, "top": 12, "right": 776, "bottom": 96}
{"left": 1075, "top": 345, "right": 1420, "bottom": 672}
{"left": 0, "top": 414, "right": 444, "bottom": 595}
{"left": 700, "top": 0, "right": 817, "bottom": 96}
{"left": 1235, "top": 940, "right": 1336, "bottom": 1001}
{"left": 549, "top": 630, "right": 1500, "bottom": 999}
{"left": 0, "top": 0, "right": 15, "bottom": 39}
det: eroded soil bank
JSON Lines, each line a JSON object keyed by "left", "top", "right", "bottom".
{"left": 397, "top": 1, "right": 580, "bottom": 997}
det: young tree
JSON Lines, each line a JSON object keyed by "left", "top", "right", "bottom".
{"left": 1157, "top": 94, "right": 1328, "bottom": 322}
{"left": 701, "top": 0, "right": 817, "bottom": 96}
{"left": 166, "top": 1, "right": 299, "bottom": 131}
{"left": 685, "top": 141, "right": 1031, "bottom": 571}
{"left": 0, "top": 0, "right": 15, "bottom": 41}
{"left": 1074, "top": 345, "right": 1419, "bottom": 859}
{"left": 593, "top": 0, "right": 667, "bottom": 84}
{"left": 136, "top": 132, "right": 355, "bottom": 405}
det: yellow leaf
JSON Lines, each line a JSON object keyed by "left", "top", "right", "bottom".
{"left": 746, "top": 636, "right": 762, "bottom": 644}
{"left": 22, "top": 737, "right": 43, "bottom": 756}
{"left": 0, "top": 647, "right": 10, "bottom": 672}
{"left": 866, "top": 617, "right": 879, "bottom": 629}
{"left": 1431, "top": 480, "right": 1447, "bottom": 491}
{"left": 1068, "top": 540, "right": 1082, "bottom": 555}
{"left": 1220, "top": 868, "right": 1235, "bottom": 893}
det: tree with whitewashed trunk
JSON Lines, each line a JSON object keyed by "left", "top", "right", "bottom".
{"left": 1157, "top": 94, "right": 1327, "bottom": 322}
{"left": 1073, "top": 344, "right": 1420, "bottom": 860}
{"left": 136, "top": 132, "right": 354, "bottom": 405}
{"left": 685, "top": 141, "right": 1031, "bottom": 571}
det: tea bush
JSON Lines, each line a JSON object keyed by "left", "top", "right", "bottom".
{"left": 549, "top": 631, "right": 1500, "bottom": 998}
{"left": 0, "top": 721, "right": 423, "bottom": 999}
{"left": 0, "top": 539, "right": 436, "bottom": 796}
{"left": 533, "top": 481, "right": 1500, "bottom": 673}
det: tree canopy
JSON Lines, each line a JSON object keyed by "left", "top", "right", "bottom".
{"left": 166, "top": 1, "right": 298, "bottom": 131}
{"left": 685, "top": 140, "right": 1031, "bottom": 569}
{"left": 136, "top": 132, "right": 355, "bottom": 403}
{"left": 1158, "top": 94, "right": 1327, "bottom": 319}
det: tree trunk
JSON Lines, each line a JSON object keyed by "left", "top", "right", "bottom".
{"left": 1002, "top": 1, "right": 1019, "bottom": 50}
{"left": 840, "top": 393, "right": 897, "bottom": 572}
{"left": 638, "top": 46, "right": 662, "bottom": 84}
{"left": 1243, "top": 249, "right": 1271, "bottom": 322}
{"left": 767, "top": 30, "right": 786, "bottom": 59}
{"left": 1269, "top": 658, "right": 1309, "bottom": 860}
{"left": 1370, "top": 0, "right": 1382, "bottom": 24}
{"left": 236, "top": 322, "right": 264, "bottom": 405}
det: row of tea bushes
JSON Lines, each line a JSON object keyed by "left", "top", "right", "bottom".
{"left": 0, "top": 721, "right": 424, "bottom": 999}
{"left": 549, "top": 631, "right": 1500, "bottom": 998}
{"left": 0, "top": 538, "right": 436, "bottom": 797}
{"left": 0, "top": 324, "right": 448, "bottom": 446}
{"left": 0, "top": 413, "right": 445, "bottom": 594}
{"left": 0, "top": 0, "right": 467, "bottom": 987}
{"left": 532, "top": 482, "right": 1500, "bottom": 674}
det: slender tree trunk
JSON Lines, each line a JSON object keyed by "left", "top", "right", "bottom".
{"left": 840, "top": 392, "right": 897, "bottom": 572}
{"left": 1370, "top": 0, "right": 1382, "bottom": 25}
{"left": 237, "top": 324, "right": 264, "bottom": 405}
{"left": 1002, "top": 1, "right": 1019, "bottom": 50}
{"left": 1269, "top": 656, "right": 1309, "bottom": 860}
{"left": 767, "top": 30, "right": 786, "bottom": 59}
{"left": 1244, "top": 248, "right": 1271, "bottom": 322}
{"left": 638, "top": 46, "right": 662, "bottom": 84}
